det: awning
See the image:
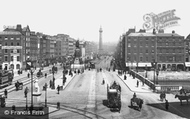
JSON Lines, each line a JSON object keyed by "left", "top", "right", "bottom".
{"left": 125, "top": 63, "right": 137, "bottom": 67}
{"left": 185, "top": 62, "right": 190, "bottom": 67}
{"left": 125, "top": 62, "right": 152, "bottom": 67}
{"left": 138, "top": 63, "right": 152, "bottom": 67}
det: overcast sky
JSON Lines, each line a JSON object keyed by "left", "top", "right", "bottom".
{"left": 0, "top": 0, "right": 189, "bottom": 43}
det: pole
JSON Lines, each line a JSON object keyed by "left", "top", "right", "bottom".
{"left": 154, "top": 66, "right": 155, "bottom": 85}
{"left": 45, "top": 83, "right": 47, "bottom": 107}
{"left": 26, "top": 94, "right": 28, "bottom": 110}
{"left": 31, "top": 70, "right": 33, "bottom": 109}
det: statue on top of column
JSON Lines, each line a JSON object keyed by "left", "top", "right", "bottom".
{"left": 76, "top": 40, "right": 79, "bottom": 48}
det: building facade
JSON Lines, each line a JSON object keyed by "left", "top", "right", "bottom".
{"left": 0, "top": 30, "right": 23, "bottom": 72}
{"left": 125, "top": 29, "right": 185, "bottom": 71}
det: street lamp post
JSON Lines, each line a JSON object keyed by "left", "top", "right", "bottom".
{"left": 44, "top": 83, "right": 47, "bottom": 107}
{"left": 30, "top": 68, "right": 34, "bottom": 110}
{"left": 24, "top": 87, "right": 28, "bottom": 110}
{"left": 156, "top": 69, "right": 159, "bottom": 84}
{"left": 145, "top": 65, "right": 147, "bottom": 78}
{"left": 152, "top": 59, "right": 156, "bottom": 85}
{"left": 52, "top": 66, "right": 55, "bottom": 89}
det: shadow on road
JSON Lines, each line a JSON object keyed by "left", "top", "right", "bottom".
{"left": 102, "top": 100, "right": 109, "bottom": 107}
{"left": 128, "top": 105, "right": 141, "bottom": 112}
{"left": 147, "top": 101, "right": 190, "bottom": 118}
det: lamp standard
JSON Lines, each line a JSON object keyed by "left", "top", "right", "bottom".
{"left": 156, "top": 68, "right": 159, "bottom": 84}
{"left": 145, "top": 65, "right": 147, "bottom": 78}
{"left": 152, "top": 59, "right": 157, "bottom": 85}
{"left": 44, "top": 83, "right": 47, "bottom": 107}
{"left": 30, "top": 67, "right": 35, "bottom": 109}
{"left": 52, "top": 66, "right": 55, "bottom": 89}
{"left": 24, "top": 87, "right": 29, "bottom": 110}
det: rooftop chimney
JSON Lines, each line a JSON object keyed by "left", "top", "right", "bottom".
{"left": 16, "top": 24, "right": 22, "bottom": 31}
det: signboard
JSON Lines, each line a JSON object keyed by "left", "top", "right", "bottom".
{"left": 2, "top": 46, "right": 22, "bottom": 49}
{"left": 143, "top": 9, "right": 180, "bottom": 32}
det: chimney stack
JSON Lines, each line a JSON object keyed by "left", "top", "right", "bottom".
{"left": 16, "top": 24, "right": 22, "bottom": 31}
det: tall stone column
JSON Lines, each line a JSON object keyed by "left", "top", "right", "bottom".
{"left": 99, "top": 26, "right": 103, "bottom": 54}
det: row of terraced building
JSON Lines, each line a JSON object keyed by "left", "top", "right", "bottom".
{"left": 116, "top": 28, "right": 190, "bottom": 71}
{"left": 0, "top": 24, "right": 88, "bottom": 72}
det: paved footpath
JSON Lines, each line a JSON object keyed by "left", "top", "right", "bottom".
{"left": 40, "top": 71, "right": 78, "bottom": 114}
{"left": 0, "top": 64, "right": 62, "bottom": 95}
{"left": 114, "top": 70, "right": 153, "bottom": 93}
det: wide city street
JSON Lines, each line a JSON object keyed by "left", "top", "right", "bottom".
{"left": 0, "top": 57, "right": 189, "bottom": 119}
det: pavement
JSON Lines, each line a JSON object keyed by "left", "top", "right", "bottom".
{"left": 114, "top": 70, "right": 153, "bottom": 93}
{"left": 0, "top": 64, "right": 62, "bottom": 95}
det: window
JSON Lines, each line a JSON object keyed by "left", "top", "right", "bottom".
{"left": 146, "top": 56, "right": 148, "bottom": 61}
{"left": 11, "top": 56, "right": 13, "bottom": 61}
{"left": 146, "top": 49, "right": 148, "bottom": 53}
{"left": 10, "top": 49, "right": 13, "bottom": 53}
{"left": 26, "top": 37, "right": 30, "bottom": 41}
{"left": 152, "top": 49, "right": 154, "bottom": 53}
{"left": 128, "top": 43, "right": 131, "bottom": 47}
{"left": 16, "top": 64, "right": 20, "bottom": 69}
{"left": 11, "top": 37, "right": 14, "bottom": 40}
{"left": 5, "top": 37, "right": 8, "bottom": 40}
{"left": 4, "top": 49, "right": 8, "bottom": 53}
{"left": 17, "top": 49, "right": 20, "bottom": 53}
{"left": 11, "top": 42, "right": 13, "bottom": 46}
{"left": 140, "top": 57, "right": 143, "bottom": 61}
{"left": 17, "top": 42, "right": 20, "bottom": 46}
{"left": 5, "top": 56, "right": 8, "bottom": 61}
{"left": 5, "top": 42, "right": 7, "bottom": 46}
{"left": 16, "top": 37, "right": 20, "bottom": 40}
{"left": 26, "top": 43, "right": 30, "bottom": 47}
{"left": 17, "top": 56, "right": 20, "bottom": 61}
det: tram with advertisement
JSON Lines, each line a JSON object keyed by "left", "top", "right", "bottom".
{"left": 0, "top": 70, "right": 14, "bottom": 88}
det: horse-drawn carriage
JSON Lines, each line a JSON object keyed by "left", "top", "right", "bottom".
{"left": 130, "top": 93, "right": 143, "bottom": 111}
{"left": 107, "top": 81, "right": 121, "bottom": 112}
{"left": 15, "top": 80, "right": 23, "bottom": 91}
{"left": 175, "top": 86, "right": 190, "bottom": 105}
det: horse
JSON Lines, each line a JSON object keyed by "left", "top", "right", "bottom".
{"left": 160, "top": 92, "right": 166, "bottom": 101}
{"left": 175, "top": 94, "right": 190, "bottom": 105}
{"left": 131, "top": 97, "right": 143, "bottom": 111}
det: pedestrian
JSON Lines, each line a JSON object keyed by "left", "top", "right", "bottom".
{"left": 57, "top": 85, "right": 60, "bottom": 94}
{"left": 27, "top": 73, "right": 30, "bottom": 78}
{"left": 45, "top": 73, "right": 47, "bottom": 78}
{"left": 124, "top": 75, "right": 127, "bottom": 80}
{"left": 24, "top": 87, "right": 28, "bottom": 98}
{"left": 102, "top": 78, "right": 105, "bottom": 85}
{"left": 4, "top": 89, "right": 7, "bottom": 98}
{"left": 165, "top": 99, "right": 169, "bottom": 110}
{"left": 137, "top": 80, "right": 139, "bottom": 87}
{"left": 49, "top": 80, "right": 52, "bottom": 89}
{"left": 133, "top": 92, "right": 136, "bottom": 98}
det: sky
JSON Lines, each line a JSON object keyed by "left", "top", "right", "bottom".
{"left": 0, "top": 0, "right": 189, "bottom": 43}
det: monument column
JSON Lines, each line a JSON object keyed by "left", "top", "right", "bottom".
{"left": 99, "top": 26, "right": 103, "bottom": 54}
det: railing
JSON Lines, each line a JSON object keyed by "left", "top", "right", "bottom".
{"left": 130, "top": 70, "right": 156, "bottom": 90}
{"left": 130, "top": 70, "right": 182, "bottom": 93}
